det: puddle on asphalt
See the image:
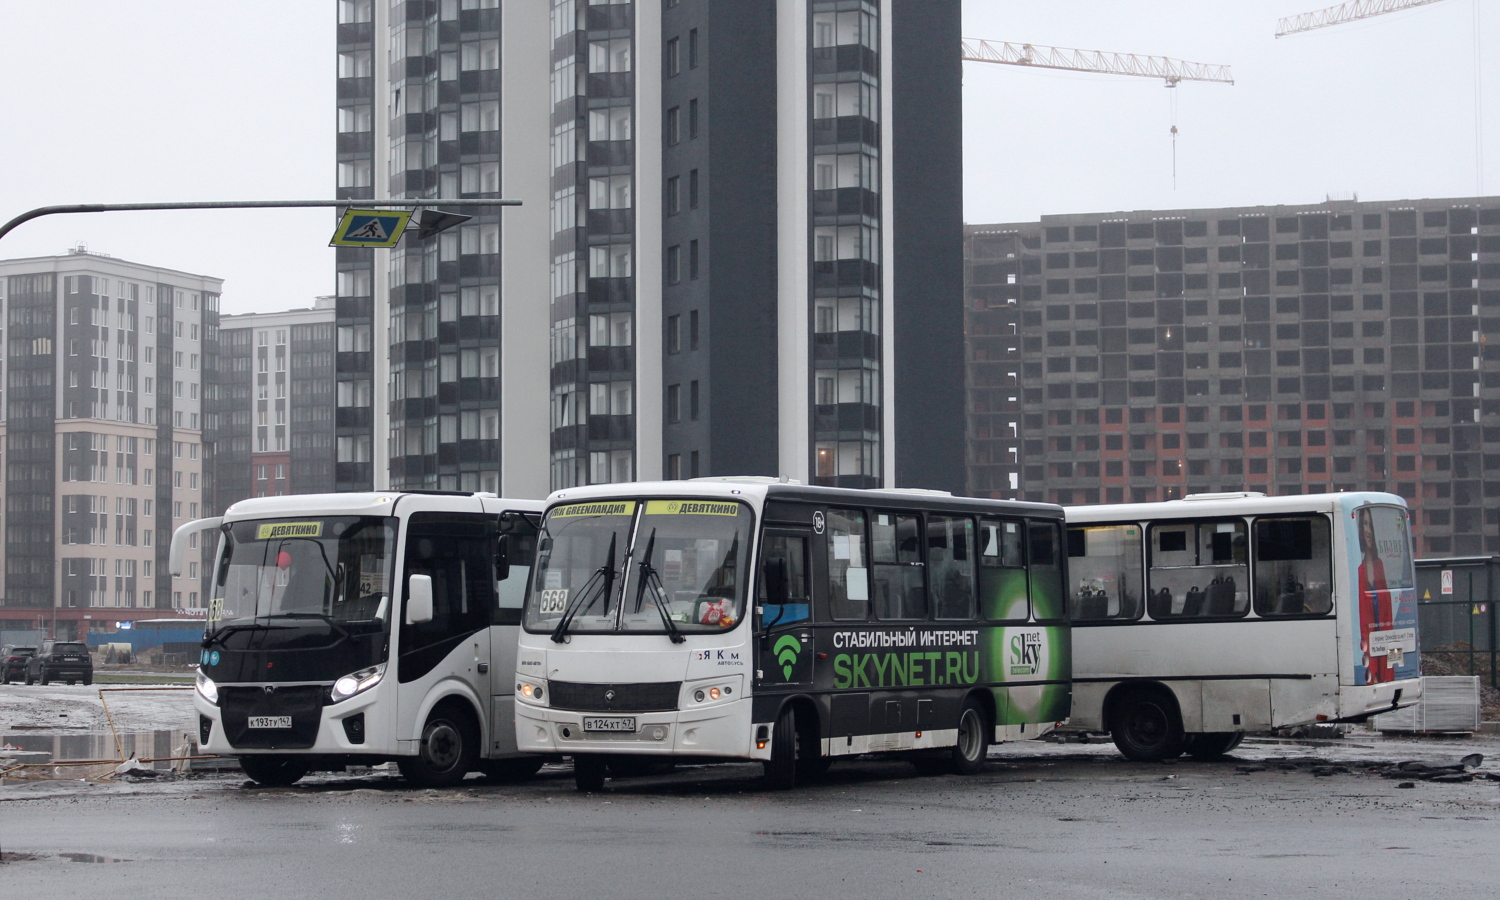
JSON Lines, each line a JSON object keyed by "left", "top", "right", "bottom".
{"left": 2, "top": 729, "right": 185, "bottom": 767}
{"left": 58, "top": 853, "right": 130, "bottom": 863}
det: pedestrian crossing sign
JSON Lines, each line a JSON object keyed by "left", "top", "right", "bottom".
{"left": 329, "top": 209, "right": 412, "bottom": 248}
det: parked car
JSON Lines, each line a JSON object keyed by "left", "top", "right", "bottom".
{"left": 1, "top": 645, "right": 35, "bottom": 684}
{"left": 25, "top": 640, "right": 93, "bottom": 685}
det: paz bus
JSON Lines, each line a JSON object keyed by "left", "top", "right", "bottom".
{"left": 513, "top": 478, "right": 1071, "bottom": 791}
{"left": 171, "top": 491, "right": 543, "bottom": 786}
{"left": 1063, "top": 491, "right": 1421, "bottom": 761}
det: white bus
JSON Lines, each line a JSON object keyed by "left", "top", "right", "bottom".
{"left": 171, "top": 492, "right": 544, "bottom": 786}
{"left": 514, "top": 479, "right": 1071, "bottom": 791}
{"left": 1063, "top": 491, "right": 1421, "bottom": 760}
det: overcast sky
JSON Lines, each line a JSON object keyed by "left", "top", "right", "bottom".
{"left": 0, "top": 1, "right": 1493, "bottom": 315}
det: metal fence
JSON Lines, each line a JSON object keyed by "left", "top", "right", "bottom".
{"left": 1416, "top": 557, "right": 1499, "bottom": 689}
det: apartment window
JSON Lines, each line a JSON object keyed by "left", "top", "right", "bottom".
{"left": 689, "top": 98, "right": 698, "bottom": 138}
{"left": 589, "top": 38, "right": 632, "bottom": 73}
{"left": 689, "top": 169, "right": 699, "bottom": 208}
{"left": 588, "top": 106, "right": 633, "bottom": 141}
{"left": 690, "top": 240, "right": 700, "bottom": 279}
{"left": 667, "top": 245, "right": 682, "bottom": 284}
{"left": 666, "top": 37, "right": 680, "bottom": 76}
{"left": 589, "top": 174, "right": 632, "bottom": 209}
{"left": 667, "top": 384, "right": 681, "bottom": 423}
{"left": 690, "top": 380, "right": 700, "bottom": 420}
{"left": 667, "top": 453, "right": 682, "bottom": 480}
{"left": 666, "top": 106, "right": 681, "bottom": 146}
{"left": 689, "top": 28, "right": 699, "bottom": 67}
{"left": 666, "top": 315, "right": 681, "bottom": 353}
{"left": 666, "top": 175, "right": 681, "bottom": 215}
{"left": 690, "top": 310, "right": 699, "bottom": 349}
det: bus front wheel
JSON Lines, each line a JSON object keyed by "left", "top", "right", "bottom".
{"left": 573, "top": 755, "right": 607, "bottom": 791}
{"left": 763, "top": 708, "right": 801, "bottom": 790}
{"left": 1110, "top": 688, "right": 1185, "bottom": 762}
{"left": 239, "top": 754, "right": 309, "bottom": 787}
{"left": 398, "top": 704, "right": 478, "bottom": 788}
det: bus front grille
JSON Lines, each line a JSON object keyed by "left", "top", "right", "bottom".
{"left": 219, "top": 685, "right": 324, "bottom": 750}
{"left": 548, "top": 681, "right": 681, "bottom": 712}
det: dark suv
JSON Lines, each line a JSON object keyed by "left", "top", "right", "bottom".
{"left": 1, "top": 645, "right": 35, "bottom": 684}
{"left": 26, "top": 640, "right": 93, "bottom": 686}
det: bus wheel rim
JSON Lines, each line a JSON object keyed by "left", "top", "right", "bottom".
{"left": 957, "top": 709, "right": 981, "bottom": 759}
{"left": 423, "top": 721, "right": 462, "bottom": 770}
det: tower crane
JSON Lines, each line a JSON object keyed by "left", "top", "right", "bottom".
{"left": 961, "top": 39, "right": 1234, "bottom": 186}
{"left": 960, "top": 39, "right": 1234, "bottom": 86}
{"left": 1276, "top": 0, "right": 1451, "bottom": 38}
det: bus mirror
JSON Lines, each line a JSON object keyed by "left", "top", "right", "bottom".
{"left": 406, "top": 574, "right": 434, "bottom": 625}
{"left": 495, "top": 534, "right": 511, "bottom": 582}
{"left": 763, "top": 557, "right": 790, "bottom": 608}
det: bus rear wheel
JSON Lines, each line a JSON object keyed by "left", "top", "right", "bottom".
{"left": 1110, "top": 688, "right": 1185, "bottom": 762}
{"left": 949, "top": 699, "right": 991, "bottom": 775}
{"left": 239, "top": 754, "right": 309, "bottom": 787}
{"left": 398, "top": 704, "right": 478, "bottom": 788}
{"left": 1184, "top": 732, "right": 1243, "bottom": 760}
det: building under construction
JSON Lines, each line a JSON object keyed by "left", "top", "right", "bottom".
{"left": 965, "top": 196, "right": 1500, "bottom": 557}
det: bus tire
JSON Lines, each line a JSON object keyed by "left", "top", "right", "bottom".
{"left": 479, "top": 757, "right": 545, "bottom": 783}
{"left": 763, "top": 707, "right": 800, "bottom": 790}
{"left": 1185, "top": 732, "right": 1242, "bottom": 760}
{"left": 573, "top": 755, "right": 607, "bottom": 792}
{"left": 1109, "top": 687, "right": 1185, "bottom": 762}
{"left": 239, "top": 754, "right": 309, "bottom": 787}
{"left": 949, "top": 698, "right": 991, "bottom": 776}
{"left": 398, "top": 702, "right": 479, "bottom": 788}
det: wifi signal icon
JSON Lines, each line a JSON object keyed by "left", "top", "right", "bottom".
{"left": 772, "top": 635, "right": 801, "bottom": 680}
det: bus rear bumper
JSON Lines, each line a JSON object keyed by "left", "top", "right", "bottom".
{"left": 1335, "top": 677, "right": 1423, "bottom": 722}
{"left": 515, "top": 698, "right": 755, "bottom": 759}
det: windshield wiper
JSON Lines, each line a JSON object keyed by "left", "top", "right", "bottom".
{"left": 550, "top": 532, "right": 617, "bottom": 643}
{"left": 632, "top": 529, "right": 684, "bottom": 643}
{"left": 269, "top": 612, "right": 351, "bottom": 639}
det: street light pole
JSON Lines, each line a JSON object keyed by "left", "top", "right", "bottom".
{"left": 0, "top": 198, "right": 521, "bottom": 244}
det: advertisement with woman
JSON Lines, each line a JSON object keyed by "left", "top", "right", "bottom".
{"left": 1347, "top": 501, "right": 1419, "bottom": 685}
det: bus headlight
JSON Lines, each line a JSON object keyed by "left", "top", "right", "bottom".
{"left": 329, "top": 664, "right": 385, "bottom": 704}
{"left": 517, "top": 681, "right": 547, "bottom": 703}
{"left": 195, "top": 669, "right": 219, "bottom": 705}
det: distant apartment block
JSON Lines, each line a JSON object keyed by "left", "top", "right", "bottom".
{"left": 0, "top": 249, "right": 217, "bottom": 639}
{"left": 208, "top": 297, "right": 336, "bottom": 513}
{"left": 966, "top": 197, "right": 1500, "bottom": 556}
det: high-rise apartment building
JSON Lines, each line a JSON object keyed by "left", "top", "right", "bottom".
{"left": 0, "top": 249, "right": 217, "bottom": 639}
{"left": 334, "top": 0, "right": 551, "bottom": 496}
{"left": 208, "top": 298, "right": 336, "bottom": 513}
{"left": 965, "top": 197, "right": 1500, "bottom": 556}
{"left": 336, "top": 0, "right": 965, "bottom": 497}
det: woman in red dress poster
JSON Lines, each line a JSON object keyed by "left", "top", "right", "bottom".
{"left": 1357, "top": 508, "right": 1392, "bottom": 684}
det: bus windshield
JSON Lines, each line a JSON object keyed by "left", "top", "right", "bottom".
{"left": 524, "top": 499, "right": 752, "bottom": 634}
{"left": 212, "top": 516, "right": 399, "bottom": 631}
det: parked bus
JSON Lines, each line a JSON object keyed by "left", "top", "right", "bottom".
{"left": 514, "top": 478, "right": 1070, "bottom": 791}
{"left": 171, "top": 492, "right": 543, "bottom": 787}
{"left": 1063, "top": 491, "right": 1421, "bottom": 761}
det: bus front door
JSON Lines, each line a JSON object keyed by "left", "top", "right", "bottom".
{"left": 756, "top": 530, "right": 814, "bottom": 690}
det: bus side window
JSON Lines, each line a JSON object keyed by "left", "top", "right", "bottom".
{"left": 760, "top": 534, "right": 810, "bottom": 627}
{"left": 495, "top": 513, "right": 539, "bottom": 625}
{"left": 928, "top": 516, "right": 976, "bottom": 620}
{"left": 402, "top": 513, "right": 495, "bottom": 671}
{"left": 1066, "top": 524, "right": 1144, "bottom": 621}
{"left": 1253, "top": 516, "right": 1333, "bottom": 616}
{"left": 872, "top": 512, "right": 926, "bottom": 620}
{"left": 1146, "top": 520, "right": 1249, "bottom": 620}
{"left": 825, "top": 508, "right": 869, "bottom": 621}
{"left": 978, "top": 518, "right": 1029, "bottom": 622}
{"left": 1028, "top": 521, "right": 1065, "bottom": 622}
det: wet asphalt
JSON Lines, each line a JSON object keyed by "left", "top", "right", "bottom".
{"left": 3, "top": 739, "right": 1500, "bottom": 899}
